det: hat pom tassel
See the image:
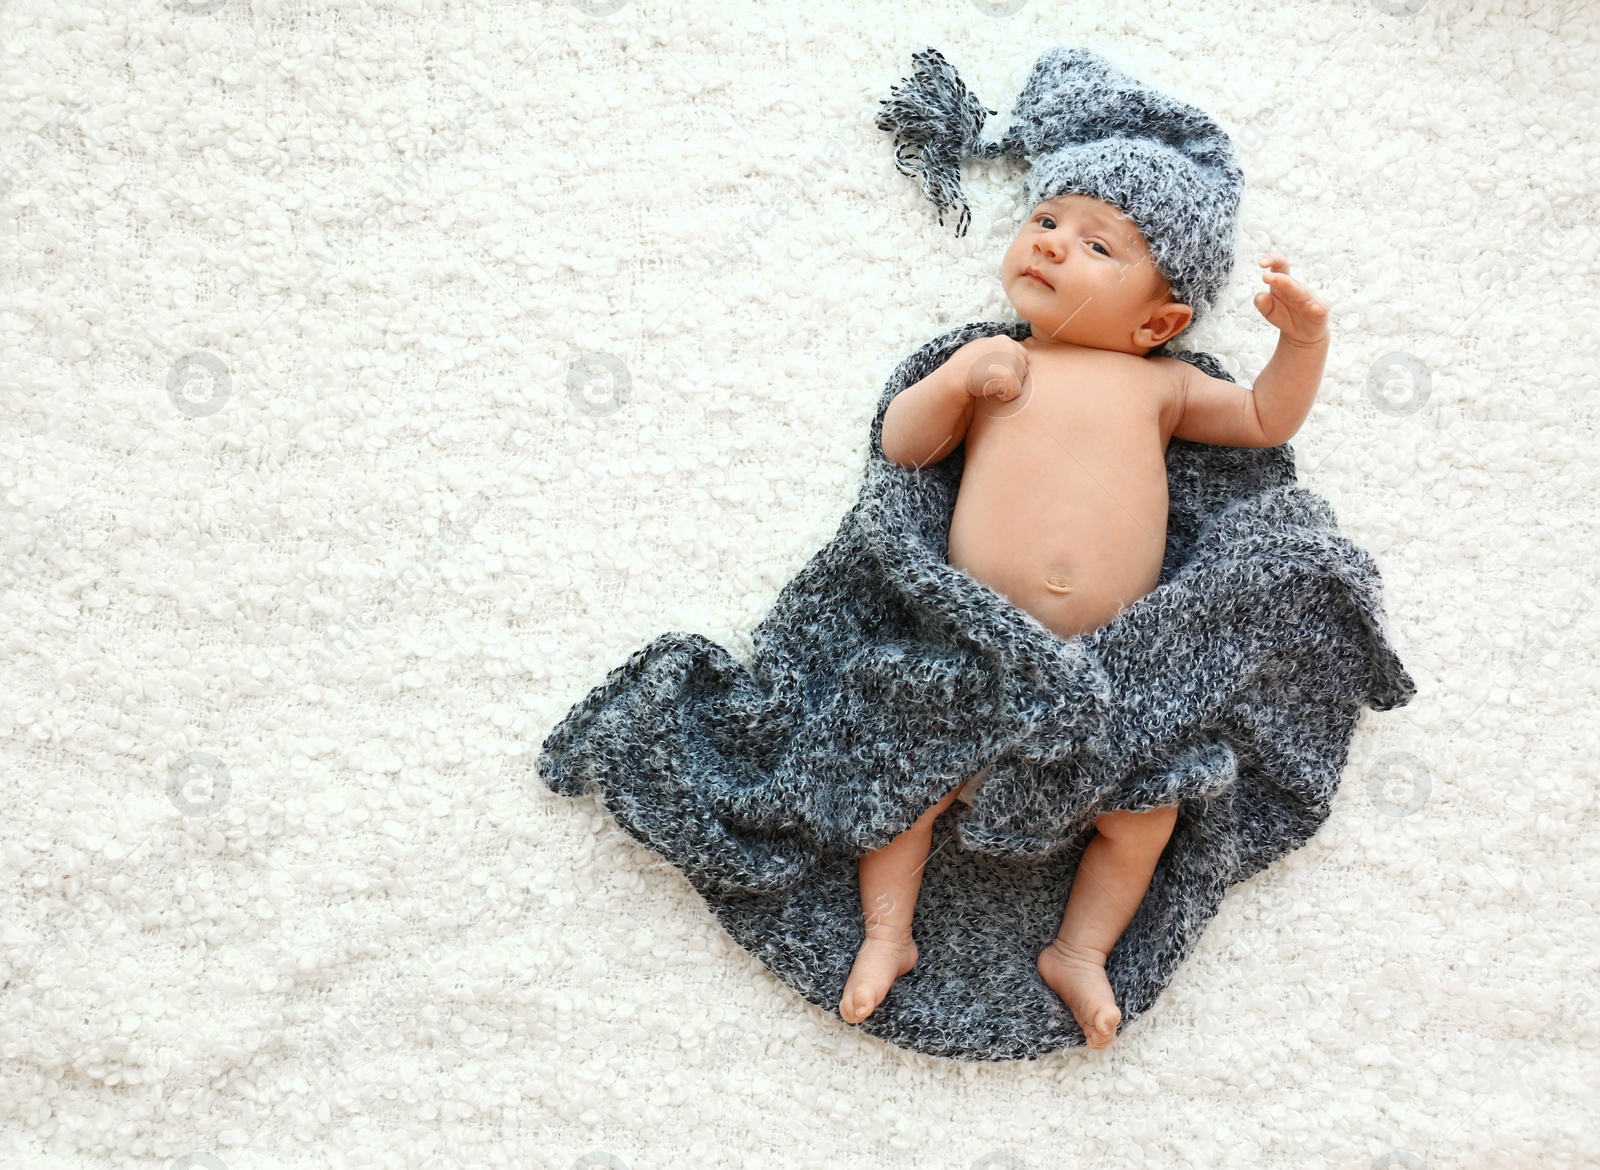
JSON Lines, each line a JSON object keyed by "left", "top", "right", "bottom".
{"left": 875, "top": 47, "right": 1002, "bottom": 237}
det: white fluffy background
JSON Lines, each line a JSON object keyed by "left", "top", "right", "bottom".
{"left": 1, "top": 0, "right": 1596, "bottom": 1167}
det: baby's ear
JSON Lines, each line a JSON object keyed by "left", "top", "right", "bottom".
{"left": 1138, "top": 300, "right": 1194, "bottom": 348}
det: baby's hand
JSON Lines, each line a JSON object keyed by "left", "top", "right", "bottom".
{"left": 950, "top": 335, "right": 1031, "bottom": 403}
{"left": 1254, "top": 254, "right": 1331, "bottom": 347}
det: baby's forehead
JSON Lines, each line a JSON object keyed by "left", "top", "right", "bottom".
{"left": 1036, "top": 195, "right": 1146, "bottom": 242}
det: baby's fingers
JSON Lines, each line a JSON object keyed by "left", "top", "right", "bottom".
{"left": 1256, "top": 271, "right": 1331, "bottom": 344}
{"left": 1258, "top": 254, "right": 1314, "bottom": 311}
{"left": 1263, "top": 270, "right": 1329, "bottom": 314}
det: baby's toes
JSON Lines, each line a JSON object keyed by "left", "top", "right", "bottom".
{"left": 838, "top": 937, "right": 916, "bottom": 1024}
{"left": 1086, "top": 1003, "right": 1121, "bottom": 1049}
{"left": 839, "top": 985, "right": 876, "bottom": 1024}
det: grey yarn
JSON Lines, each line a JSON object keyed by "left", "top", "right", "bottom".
{"left": 537, "top": 321, "right": 1415, "bottom": 1062}
{"left": 876, "top": 45, "right": 1244, "bottom": 323}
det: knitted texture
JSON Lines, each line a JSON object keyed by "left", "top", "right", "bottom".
{"left": 876, "top": 46, "right": 1243, "bottom": 324}
{"left": 537, "top": 320, "right": 1416, "bottom": 1062}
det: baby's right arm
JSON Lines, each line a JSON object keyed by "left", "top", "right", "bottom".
{"left": 881, "top": 337, "right": 1030, "bottom": 469}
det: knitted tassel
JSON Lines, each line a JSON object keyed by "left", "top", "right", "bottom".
{"left": 875, "top": 47, "right": 1005, "bottom": 237}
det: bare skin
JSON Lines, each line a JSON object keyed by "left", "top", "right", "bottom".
{"left": 837, "top": 784, "right": 966, "bottom": 1028}
{"left": 840, "top": 193, "right": 1332, "bottom": 1046}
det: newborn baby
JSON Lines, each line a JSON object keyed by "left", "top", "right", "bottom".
{"left": 838, "top": 191, "right": 1331, "bottom": 1047}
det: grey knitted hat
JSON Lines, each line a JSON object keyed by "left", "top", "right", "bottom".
{"left": 876, "top": 45, "right": 1243, "bottom": 323}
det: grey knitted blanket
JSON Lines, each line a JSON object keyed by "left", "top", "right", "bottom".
{"left": 537, "top": 319, "right": 1415, "bottom": 1062}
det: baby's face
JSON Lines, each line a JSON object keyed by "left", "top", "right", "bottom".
{"left": 1001, "top": 194, "right": 1192, "bottom": 354}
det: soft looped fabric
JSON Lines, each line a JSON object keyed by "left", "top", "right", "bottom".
{"left": 537, "top": 321, "right": 1415, "bottom": 1061}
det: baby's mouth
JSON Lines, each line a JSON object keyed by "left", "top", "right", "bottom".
{"left": 1023, "top": 269, "right": 1053, "bottom": 289}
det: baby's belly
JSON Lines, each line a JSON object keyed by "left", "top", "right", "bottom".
{"left": 947, "top": 428, "right": 1169, "bottom": 642}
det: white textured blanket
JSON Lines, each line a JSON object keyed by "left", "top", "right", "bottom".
{"left": 1, "top": 1, "right": 1594, "bottom": 1168}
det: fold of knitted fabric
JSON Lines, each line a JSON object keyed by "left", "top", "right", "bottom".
{"left": 537, "top": 320, "right": 1415, "bottom": 1061}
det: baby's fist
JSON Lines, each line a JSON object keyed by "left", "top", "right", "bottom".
{"left": 953, "top": 336, "right": 1031, "bottom": 404}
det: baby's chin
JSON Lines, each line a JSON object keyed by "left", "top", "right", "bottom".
{"left": 1004, "top": 289, "right": 1104, "bottom": 347}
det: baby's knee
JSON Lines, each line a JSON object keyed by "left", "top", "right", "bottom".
{"left": 1093, "top": 803, "right": 1178, "bottom": 842}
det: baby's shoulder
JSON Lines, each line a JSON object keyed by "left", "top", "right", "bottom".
{"left": 1141, "top": 352, "right": 1196, "bottom": 388}
{"left": 1142, "top": 352, "right": 1191, "bottom": 372}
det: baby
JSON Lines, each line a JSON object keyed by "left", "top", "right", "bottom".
{"left": 837, "top": 191, "right": 1330, "bottom": 1047}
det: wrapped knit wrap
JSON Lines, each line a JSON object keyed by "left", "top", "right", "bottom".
{"left": 537, "top": 320, "right": 1415, "bottom": 1061}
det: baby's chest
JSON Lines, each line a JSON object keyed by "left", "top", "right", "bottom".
{"left": 966, "top": 364, "right": 1171, "bottom": 462}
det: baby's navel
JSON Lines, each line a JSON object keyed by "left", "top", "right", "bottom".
{"left": 1043, "top": 573, "right": 1075, "bottom": 595}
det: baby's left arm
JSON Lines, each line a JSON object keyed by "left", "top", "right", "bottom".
{"left": 1165, "top": 253, "right": 1331, "bottom": 448}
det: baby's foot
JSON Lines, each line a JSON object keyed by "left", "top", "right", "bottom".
{"left": 839, "top": 933, "right": 919, "bottom": 1024}
{"left": 1037, "top": 938, "right": 1121, "bottom": 1049}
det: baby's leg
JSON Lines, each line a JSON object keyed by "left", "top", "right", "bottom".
{"left": 1037, "top": 804, "right": 1179, "bottom": 1049}
{"left": 838, "top": 781, "right": 966, "bottom": 1025}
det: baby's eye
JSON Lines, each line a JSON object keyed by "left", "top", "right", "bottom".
{"left": 1037, "top": 216, "right": 1056, "bottom": 230}
{"left": 1088, "top": 240, "right": 1110, "bottom": 256}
